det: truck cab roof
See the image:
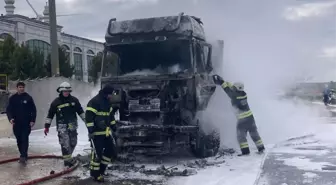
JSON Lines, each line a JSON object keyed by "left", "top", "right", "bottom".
{"left": 105, "top": 12, "right": 206, "bottom": 45}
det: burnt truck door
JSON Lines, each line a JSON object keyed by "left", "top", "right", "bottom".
{"left": 210, "top": 40, "right": 224, "bottom": 74}
{"left": 193, "top": 41, "right": 216, "bottom": 110}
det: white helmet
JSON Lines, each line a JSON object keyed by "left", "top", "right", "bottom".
{"left": 233, "top": 82, "right": 244, "bottom": 91}
{"left": 57, "top": 82, "right": 72, "bottom": 93}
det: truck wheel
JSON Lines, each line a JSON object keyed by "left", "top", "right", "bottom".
{"left": 191, "top": 130, "right": 220, "bottom": 158}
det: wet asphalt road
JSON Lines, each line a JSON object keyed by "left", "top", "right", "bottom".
{"left": 257, "top": 133, "right": 336, "bottom": 185}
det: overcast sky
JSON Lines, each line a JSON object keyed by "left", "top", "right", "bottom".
{"left": 0, "top": 0, "right": 335, "bottom": 82}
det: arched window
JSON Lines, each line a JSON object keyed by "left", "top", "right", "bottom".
{"left": 87, "top": 50, "right": 95, "bottom": 68}
{"left": 0, "top": 33, "right": 14, "bottom": 41}
{"left": 26, "top": 39, "right": 51, "bottom": 61}
{"left": 61, "top": 44, "right": 70, "bottom": 62}
{"left": 73, "top": 47, "right": 83, "bottom": 81}
{"left": 74, "top": 47, "right": 82, "bottom": 52}
{"left": 61, "top": 44, "right": 70, "bottom": 52}
{"left": 86, "top": 50, "right": 95, "bottom": 82}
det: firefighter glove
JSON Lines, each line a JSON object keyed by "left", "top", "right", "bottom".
{"left": 212, "top": 74, "right": 224, "bottom": 85}
{"left": 44, "top": 128, "right": 49, "bottom": 136}
{"left": 88, "top": 133, "right": 94, "bottom": 140}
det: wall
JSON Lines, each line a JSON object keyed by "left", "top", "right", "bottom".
{"left": 7, "top": 77, "right": 96, "bottom": 131}
{"left": 0, "top": 115, "right": 11, "bottom": 138}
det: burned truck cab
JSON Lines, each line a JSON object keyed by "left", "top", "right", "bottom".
{"left": 100, "top": 12, "right": 220, "bottom": 158}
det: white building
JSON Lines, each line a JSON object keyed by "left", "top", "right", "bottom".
{"left": 0, "top": 0, "right": 104, "bottom": 82}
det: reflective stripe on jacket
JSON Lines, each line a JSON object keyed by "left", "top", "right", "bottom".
{"left": 45, "top": 95, "right": 84, "bottom": 128}
{"left": 85, "top": 90, "right": 116, "bottom": 136}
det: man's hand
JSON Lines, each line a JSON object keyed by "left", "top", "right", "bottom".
{"left": 44, "top": 127, "right": 49, "bottom": 136}
{"left": 212, "top": 75, "right": 225, "bottom": 85}
{"left": 10, "top": 119, "right": 14, "bottom": 126}
{"left": 30, "top": 122, "right": 35, "bottom": 127}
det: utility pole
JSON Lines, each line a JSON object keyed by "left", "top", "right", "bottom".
{"left": 48, "top": 0, "right": 59, "bottom": 76}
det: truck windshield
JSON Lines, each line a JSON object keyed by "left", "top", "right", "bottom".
{"left": 101, "top": 40, "right": 191, "bottom": 77}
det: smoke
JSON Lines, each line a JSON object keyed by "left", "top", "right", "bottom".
{"left": 122, "top": 64, "right": 184, "bottom": 76}
{"left": 110, "top": 0, "right": 335, "bottom": 150}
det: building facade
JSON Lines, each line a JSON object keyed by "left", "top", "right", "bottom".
{"left": 0, "top": 0, "right": 104, "bottom": 82}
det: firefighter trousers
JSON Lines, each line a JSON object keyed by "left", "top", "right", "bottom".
{"left": 57, "top": 123, "right": 78, "bottom": 163}
{"left": 237, "top": 116, "right": 264, "bottom": 154}
{"left": 90, "top": 135, "right": 116, "bottom": 178}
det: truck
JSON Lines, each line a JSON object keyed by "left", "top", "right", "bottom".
{"left": 100, "top": 12, "right": 223, "bottom": 158}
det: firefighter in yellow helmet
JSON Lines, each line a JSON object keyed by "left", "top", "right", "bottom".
{"left": 85, "top": 84, "right": 118, "bottom": 182}
{"left": 213, "top": 75, "right": 265, "bottom": 156}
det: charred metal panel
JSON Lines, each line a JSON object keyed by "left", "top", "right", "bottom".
{"left": 105, "top": 13, "right": 206, "bottom": 44}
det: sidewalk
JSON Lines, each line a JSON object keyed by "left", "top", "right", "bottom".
{"left": 0, "top": 115, "right": 11, "bottom": 138}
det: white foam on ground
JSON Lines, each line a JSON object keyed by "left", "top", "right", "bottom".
{"left": 272, "top": 147, "right": 330, "bottom": 156}
{"left": 302, "top": 172, "right": 319, "bottom": 184}
{"left": 168, "top": 153, "right": 265, "bottom": 185}
{"left": 276, "top": 156, "right": 334, "bottom": 172}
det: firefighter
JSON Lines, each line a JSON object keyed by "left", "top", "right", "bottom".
{"left": 44, "top": 82, "right": 85, "bottom": 167}
{"left": 213, "top": 75, "right": 265, "bottom": 156}
{"left": 86, "top": 85, "right": 117, "bottom": 182}
{"left": 6, "top": 81, "right": 37, "bottom": 164}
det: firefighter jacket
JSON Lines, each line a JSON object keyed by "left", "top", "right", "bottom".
{"left": 85, "top": 90, "right": 116, "bottom": 137}
{"left": 45, "top": 94, "right": 85, "bottom": 130}
{"left": 221, "top": 81, "right": 253, "bottom": 120}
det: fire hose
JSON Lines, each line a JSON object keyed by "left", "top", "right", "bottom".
{"left": 0, "top": 155, "right": 79, "bottom": 185}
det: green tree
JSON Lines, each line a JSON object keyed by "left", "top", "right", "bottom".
{"left": 11, "top": 44, "right": 34, "bottom": 80}
{"left": 88, "top": 52, "right": 118, "bottom": 84}
{"left": 46, "top": 46, "right": 74, "bottom": 78}
{"left": 88, "top": 54, "right": 102, "bottom": 83}
{"left": 31, "top": 49, "right": 48, "bottom": 78}
{"left": 0, "top": 36, "right": 17, "bottom": 76}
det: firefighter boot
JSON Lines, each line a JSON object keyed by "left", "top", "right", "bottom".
{"left": 64, "top": 158, "right": 76, "bottom": 167}
{"left": 238, "top": 147, "right": 250, "bottom": 156}
{"left": 100, "top": 163, "right": 108, "bottom": 176}
{"left": 257, "top": 145, "right": 265, "bottom": 154}
{"left": 93, "top": 174, "right": 104, "bottom": 182}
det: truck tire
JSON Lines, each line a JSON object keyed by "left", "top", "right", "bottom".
{"left": 191, "top": 130, "right": 220, "bottom": 158}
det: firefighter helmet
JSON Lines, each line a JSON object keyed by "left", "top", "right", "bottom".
{"left": 233, "top": 82, "right": 244, "bottom": 91}
{"left": 57, "top": 82, "right": 72, "bottom": 93}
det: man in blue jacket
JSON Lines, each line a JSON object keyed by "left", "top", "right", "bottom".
{"left": 6, "top": 81, "right": 36, "bottom": 164}
{"left": 323, "top": 84, "right": 331, "bottom": 106}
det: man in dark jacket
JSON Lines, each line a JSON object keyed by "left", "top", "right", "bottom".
{"left": 44, "top": 82, "right": 85, "bottom": 167}
{"left": 86, "top": 85, "right": 117, "bottom": 182}
{"left": 213, "top": 75, "right": 265, "bottom": 156}
{"left": 6, "top": 81, "right": 36, "bottom": 164}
